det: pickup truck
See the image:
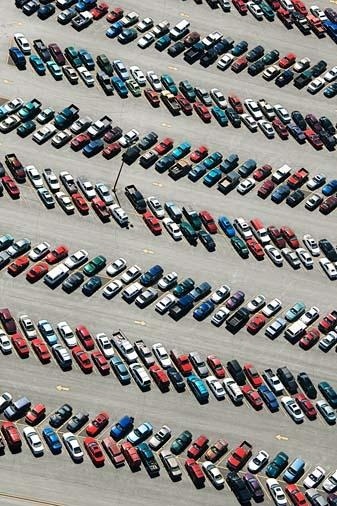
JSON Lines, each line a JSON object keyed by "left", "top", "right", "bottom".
{"left": 18, "top": 99, "right": 42, "bottom": 121}
{"left": 161, "top": 90, "right": 181, "bottom": 116}
{"left": 125, "top": 185, "right": 146, "bottom": 213}
{"left": 5, "top": 153, "right": 26, "bottom": 183}
{"left": 263, "top": 369, "right": 284, "bottom": 395}
{"left": 87, "top": 116, "right": 111, "bottom": 138}
{"left": 169, "top": 294, "right": 194, "bottom": 321}
{"left": 271, "top": 164, "right": 292, "bottom": 184}
{"left": 306, "top": 14, "right": 326, "bottom": 37}
{"left": 217, "top": 171, "right": 240, "bottom": 194}
{"left": 33, "top": 39, "right": 51, "bottom": 62}
{"left": 54, "top": 104, "right": 79, "bottom": 130}
{"left": 134, "top": 340, "right": 155, "bottom": 368}
{"left": 111, "top": 330, "right": 138, "bottom": 364}
{"left": 226, "top": 308, "right": 250, "bottom": 333}
{"left": 227, "top": 441, "right": 253, "bottom": 470}
{"left": 170, "top": 349, "right": 193, "bottom": 376}
{"left": 287, "top": 168, "right": 309, "bottom": 189}
{"left": 137, "top": 442, "right": 160, "bottom": 477}
{"left": 168, "top": 159, "right": 192, "bottom": 180}
{"left": 187, "top": 435, "right": 209, "bottom": 459}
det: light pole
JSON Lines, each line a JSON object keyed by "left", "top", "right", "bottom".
{"left": 112, "top": 157, "right": 125, "bottom": 202}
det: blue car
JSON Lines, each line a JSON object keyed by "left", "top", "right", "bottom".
{"left": 75, "top": 0, "right": 95, "bottom": 12}
{"left": 187, "top": 374, "right": 209, "bottom": 403}
{"left": 9, "top": 47, "right": 26, "bottom": 69}
{"left": 322, "top": 179, "right": 337, "bottom": 196}
{"left": 287, "top": 124, "right": 305, "bottom": 143}
{"left": 203, "top": 152, "right": 223, "bottom": 170}
{"left": 29, "top": 55, "right": 45, "bottom": 75}
{"left": 193, "top": 299, "right": 215, "bottom": 321}
{"left": 106, "top": 21, "right": 124, "bottom": 38}
{"left": 203, "top": 168, "right": 222, "bottom": 187}
{"left": 212, "top": 106, "right": 228, "bottom": 126}
{"left": 110, "top": 415, "right": 134, "bottom": 440}
{"left": 82, "top": 275, "right": 102, "bottom": 295}
{"left": 83, "top": 139, "right": 104, "bottom": 157}
{"left": 172, "top": 142, "right": 191, "bottom": 160}
{"left": 275, "top": 69, "right": 294, "bottom": 87}
{"left": 37, "top": 320, "right": 58, "bottom": 346}
{"left": 110, "top": 356, "right": 131, "bottom": 385}
{"left": 78, "top": 49, "right": 95, "bottom": 70}
{"left": 155, "top": 154, "right": 175, "bottom": 173}
{"left": 218, "top": 216, "right": 236, "bottom": 237}
{"left": 155, "top": 34, "right": 171, "bottom": 51}
{"left": 271, "top": 184, "right": 291, "bottom": 203}
{"left": 42, "top": 426, "right": 62, "bottom": 454}
{"left": 127, "top": 422, "right": 153, "bottom": 445}
{"left": 38, "top": 4, "right": 55, "bottom": 19}
{"left": 111, "top": 76, "right": 128, "bottom": 98}
{"left": 188, "top": 163, "right": 206, "bottom": 182}
{"left": 258, "top": 385, "right": 279, "bottom": 412}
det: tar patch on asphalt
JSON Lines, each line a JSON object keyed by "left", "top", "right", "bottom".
{"left": 7, "top": 56, "right": 15, "bottom": 66}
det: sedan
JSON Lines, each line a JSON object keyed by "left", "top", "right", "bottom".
{"left": 267, "top": 478, "right": 288, "bottom": 505}
{"left": 258, "top": 119, "right": 275, "bottom": 138}
{"left": 163, "top": 218, "right": 182, "bottom": 241}
{"left": 265, "top": 245, "right": 283, "bottom": 266}
{"left": 23, "top": 427, "right": 44, "bottom": 456}
{"left": 281, "top": 396, "right": 304, "bottom": 423}
{"left": 206, "top": 376, "right": 225, "bottom": 400}
{"left": 202, "top": 461, "right": 225, "bottom": 489}
{"left": 316, "top": 400, "right": 336, "bottom": 424}
{"left": 248, "top": 450, "right": 269, "bottom": 473}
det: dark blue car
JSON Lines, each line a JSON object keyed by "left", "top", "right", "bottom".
{"left": 287, "top": 124, "right": 306, "bottom": 143}
{"left": 275, "top": 69, "right": 294, "bottom": 87}
{"left": 9, "top": 47, "right": 26, "bottom": 69}
{"left": 258, "top": 385, "right": 279, "bottom": 412}
{"left": 188, "top": 163, "right": 206, "bottom": 182}
{"left": 106, "top": 21, "right": 124, "bottom": 38}
{"left": 42, "top": 426, "right": 62, "bottom": 454}
{"left": 83, "top": 139, "right": 104, "bottom": 157}
{"left": 193, "top": 299, "right": 215, "bottom": 321}
{"left": 271, "top": 184, "right": 291, "bottom": 203}
{"left": 110, "top": 415, "right": 134, "bottom": 440}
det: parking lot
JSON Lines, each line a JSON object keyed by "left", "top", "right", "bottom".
{"left": 1, "top": 0, "right": 337, "bottom": 505}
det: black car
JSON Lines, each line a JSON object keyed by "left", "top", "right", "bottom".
{"left": 49, "top": 404, "right": 73, "bottom": 428}
{"left": 319, "top": 239, "right": 337, "bottom": 262}
{"left": 198, "top": 230, "right": 216, "bottom": 251}
{"left": 125, "top": 185, "right": 146, "bottom": 212}
{"left": 246, "top": 45, "right": 264, "bottom": 62}
{"left": 319, "top": 131, "right": 336, "bottom": 151}
{"left": 225, "top": 108, "right": 241, "bottom": 128}
{"left": 262, "top": 49, "right": 279, "bottom": 65}
{"left": 168, "top": 162, "right": 191, "bottom": 180}
{"left": 22, "top": 0, "right": 39, "bottom": 15}
{"left": 286, "top": 189, "right": 304, "bottom": 207}
{"left": 320, "top": 116, "right": 336, "bottom": 136}
{"left": 33, "top": 39, "right": 51, "bottom": 62}
{"left": 62, "top": 272, "right": 84, "bottom": 293}
{"left": 297, "top": 372, "right": 317, "bottom": 399}
{"left": 82, "top": 276, "right": 102, "bottom": 296}
{"left": 238, "top": 159, "right": 256, "bottom": 178}
{"left": 96, "top": 71, "right": 113, "bottom": 95}
{"left": 294, "top": 70, "right": 313, "bottom": 89}
{"left": 122, "top": 146, "right": 141, "bottom": 165}
{"left": 247, "top": 59, "right": 265, "bottom": 76}
{"left": 0, "top": 162, "right": 5, "bottom": 178}
{"left": 38, "top": 4, "right": 55, "bottom": 19}
{"left": 311, "top": 59, "right": 327, "bottom": 77}
{"left": 167, "top": 366, "right": 185, "bottom": 392}
{"left": 139, "top": 151, "right": 158, "bottom": 169}
{"left": 96, "top": 54, "right": 113, "bottom": 76}
{"left": 227, "top": 359, "right": 245, "bottom": 385}
{"left": 226, "top": 471, "right": 252, "bottom": 504}
{"left": 155, "top": 154, "right": 176, "bottom": 173}
{"left": 291, "top": 111, "right": 306, "bottom": 131}
{"left": 291, "top": 11, "right": 311, "bottom": 34}
{"left": 200, "top": 49, "right": 217, "bottom": 68}
{"left": 138, "top": 131, "right": 158, "bottom": 150}
{"left": 184, "top": 43, "right": 205, "bottom": 64}
{"left": 167, "top": 42, "right": 185, "bottom": 57}
{"left": 276, "top": 367, "right": 298, "bottom": 394}
{"left": 66, "top": 411, "right": 89, "bottom": 433}
{"left": 0, "top": 252, "right": 10, "bottom": 269}
{"left": 275, "top": 69, "right": 294, "bottom": 87}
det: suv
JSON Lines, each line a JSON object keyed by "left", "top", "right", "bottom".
{"left": 227, "top": 360, "right": 245, "bottom": 385}
{"left": 276, "top": 367, "right": 298, "bottom": 394}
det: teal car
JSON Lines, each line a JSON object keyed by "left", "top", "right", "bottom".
{"left": 37, "top": 108, "right": 55, "bottom": 124}
{"left": 266, "top": 452, "right": 289, "bottom": 478}
{"left": 170, "top": 430, "right": 192, "bottom": 455}
{"left": 155, "top": 35, "right": 171, "bottom": 51}
{"left": 212, "top": 106, "right": 228, "bottom": 126}
{"left": 172, "top": 142, "right": 191, "bottom": 160}
{"left": 0, "top": 234, "right": 14, "bottom": 251}
{"left": 111, "top": 76, "right": 128, "bottom": 98}
{"left": 29, "top": 54, "right": 45, "bottom": 75}
{"left": 18, "top": 100, "right": 41, "bottom": 121}
{"left": 231, "top": 236, "right": 249, "bottom": 258}
{"left": 65, "top": 46, "right": 82, "bottom": 68}
{"left": 318, "top": 381, "right": 337, "bottom": 409}
{"left": 180, "top": 222, "right": 197, "bottom": 244}
{"left": 17, "top": 120, "right": 36, "bottom": 138}
{"left": 260, "top": 1, "right": 275, "bottom": 20}
{"left": 187, "top": 374, "right": 209, "bottom": 403}
{"left": 118, "top": 28, "right": 137, "bottom": 44}
{"left": 83, "top": 255, "right": 106, "bottom": 276}
{"left": 47, "top": 60, "right": 63, "bottom": 80}
{"left": 173, "top": 277, "right": 195, "bottom": 297}
{"left": 203, "top": 152, "right": 223, "bottom": 170}
{"left": 161, "top": 74, "right": 178, "bottom": 95}
{"left": 203, "top": 168, "right": 222, "bottom": 187}
{"left": 285, "top": 302, "right": 306, "bottom": 322}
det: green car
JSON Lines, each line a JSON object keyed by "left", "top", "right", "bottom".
{"left": 161, "top": 74, "right": 178, "bottom": 95}
{"left": 173, "top": 277, "right": 195, "bottom": 297}
{"left": 285, "top": 302, "right": 305, "bottom": 322}
{"left": 0, "top": 234, "right": 14, "bottom": 251}
{"left": 180, "top": 222, "right": 197, "bottom": 244}
{"left": 17, "top": 120, "right": 36, "bottom": 138}
{"left": 96, "top": 54, "right": 113, "bottom": 76}
{"left": 318, "top": 382, "right": 337, "bottom": 409}
{"left": 170, "top": 430, "right": 192, "bottom": 455}
{"left": 83, "top": 255, "right": 106, "bottom": 276}
{"left": 126, "top": 79, "right": 141, "bottom": 97}
{"left": 266, "top": 452, "right": 289, "bottom": 478}
{"left": 29, "top": 54, "right": 45, "bottom": 75}
{"left": 231, "top": 236, "right": 249, "bottom": 258}
{"left": 65, "top": 46, "right": 82, "bottom": 68}
{"left": 260, "top": 1, "right": 275, "bottom": 20}
{"left": 47, "top": 60, "right": 63, "bottom": 80}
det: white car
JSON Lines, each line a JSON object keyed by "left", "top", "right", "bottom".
{"left": 265, "top": 245, "right": 283, "bottom": 266}
{"left": 263, "top": 66, "right": 280, "bottom": 81}
{"left": 319, "top": 257, "right": 337, "bottom": 280}
{"left": 51, "top": 129, "right": 72, "bottom": 148}
{"left": 64, "top": 250, "right": 88, "bottom": 270}
{"left": 324, "top": 66, "right": 337, "bottom": 83}
{"left": 217, "top": 53, "right": 235, "bottom": 71}
{"left": 210, "top": 88, "right": 227, "bottom": 109}
{"left": 135, "top": 288, "right": 158, "bottom": 308}
{"left": 129, "top": 66, "right": 146, "bottom": 86}
{"left": 281, "top": 396, "right": 304, "bottom": 423}
{"left": 0, "top": 331, "right": 12, "bottom": 354}
{"left": 244, "top": 99, "right": 263, "bottom": 120}
{"left": 223, "top": 378, "right": 242, "bottom": 403}
{"left": 137, "top": 32, "right": 155, "bottom": 49}
{"left": 307, "top": 174, "right": 326, "bottom": 190}
{"left": 310, "top": 5, "right": 327, "bottom": 21}
{"left": 3, "top": 97, "right": 24, "bottom": 114}
{"left": 109, "top": 204, "right": 129, "bottom": 226}
{"left": 258, "top": 119, "right": 275, "bottom": 138}
{"left": 147, "top": 197, "right": 165, "bottom": 219}
{"left": 70, "top": 116, "right": 92, "bottom": 134}
{"left": 262, "top": 298, "right": 282, "bottom": 317}
{"left": 119, "top": 129, "right": 139, "bottom": 148}
{"left": 322, "top": 470, "right": 337, "bottom": 493}
{"left": 211, "top": 285, "right": 230, "bottom": 304}
{"left": 33, "top": 124, "right": 56, "bottom": 144}
{"left": 43, "top": 168, "right": 60, "bottom": 193}
{"left": 62, "top": 432, "right": 83, "bottom": 461}
{"left": 280, "top": 0, "right": 294, "bottom": 10}
{"left": 281, "top": 248, "right": 301, "bottom": 269}
{"left": 63, "top": 65, "right": 78, "bottom": 84}
{"left": 102, "top": 280, "right": 123, "bottom": 299}
{"left": 155, "top": 294, "right": 177, "bottom": 314}
{"left": 122, "top": 282, "right": 143, "bottom": 302}
{"left": 146, "top": 70, "right": 162, "bottom": 92}
{"left": 55, "top": 191, "right": 75, "bottom": 214}
{"left": 148, "top": 425, "right": 171, "bottom": 451}
{"left": 303, "top": 466, "right": 326, "bottom": 488}
{"left": 121, "top": 265, "right": 141, "bottom": 284}
{"left": 19, "top": 314, "right": 37, "bottom": 339}
{"left": 23, "top": 427, "right": 44, "bottom": 456}
{"left": 36, "top": 108, "right": 54, "bottom": 124}
{"left": 300, "top": 306, "right": 319, "bottom": 325}
{"left": 0, "top": 392, "right": 12, "bottom": 411}
{"left": 293, "top": 57, "right": 311, "bottom": 72}
{"left": 202, "top": 461, "right": 225, "bottom": 489}
{"left": 307, "top": 78, "right": 325, "bottom": 94}
{"left": 163, "top": 218, "right": 182, "bottom": 241}
{"left": 14, "top": 33, "right": 31, "bottom": 54}
{"left": 247, "top": 295, "right": 266, "bottom": 313}
{"left": 248, "top": 450, "right": 269, "bottom": 473}
{"left": 319, "top": 331, "right": 337, "bottom": 352}
{"left": 57, "top": 321, "right": 77, "bottom": 348}
{"left": 26, "top": 166, "right": 43, "bottom": 189}
{"left": 158, "top": 272, "right": 178, "bottom": 291}
{"left": 129, "top": 362, "right": 151, "bottom": 389}
{"left": 305, "top": 194, "right": 322, "bottom": 211}
{"left": 303, "top": 234, "right": 320, "bottom": 256}
{"left": 29, "top": 241, "right": 50, "bottom": 261}
{"left": 107, "top": 258, "right": 127, "bottom": 277}
{"left": 152, "top": 343, "right": 172, "bottom": 368}
{"left": 237, "top": 178, "right": 255, "bottom": 195}
{"left": 120, "top": 11, "right": 139, "bottom": 27}
{"left": 206, "top": 376, "right": 225, "bottom": 400}
{"left": 258, "top": 99, "right": 275, "bottom": 120}
{"left": 247, "top": 1, "right": 263, "bottom": 19}
{"left": 233, "top": 217, "right": 252, "bottom": 239}
{"left": 96, "top": 333, "right": 114, "bottom": 358}
{"left": 241, "top": 113, "right": 258, "bottom": 132}
{"left": 274, "top": 104, "right": 291, "bottom": 124}
{"left": 77, "top": 177, "right": 96, "bottom": 200}
{"left": 0, "top": 115, "right": 20, "bottom": 133}
{"left": 211, "top": 306, "right": 230, "bottom": 326}
{"left": 136, "top": 17, "right": 153, "bottom": 32}
{"left": 267, "top": 479, "right": 288, "bottom": 505}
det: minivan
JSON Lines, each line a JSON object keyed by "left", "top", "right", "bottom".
{"left": 169, "top": 20, "right": 190, "bottom": 41}
{"left": 4, "top": 397, "right": 31, "bottom": 420}
{"left": 44, "top": 263, "right": 69, "bottom": 288}
{"left": 284, "top": 321, "right": 307, "bottom": 343}
{"left": 226, "top": 360, "right": 245, "bottom": 385}
{"left": 250, "top": 218, "right": 270, "bottom": 245}
{"left": 283, "top": 458, "right": 305, "bottom": 483}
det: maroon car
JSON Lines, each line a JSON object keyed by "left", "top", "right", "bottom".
{"left": 267, "top": 225, "right": 286, "bottom": 248}
{"left": 48, "top": 43, "right": 65, "bottom": 66}
{"left": 257, "top": 179, "right": 275, "bottom": 199}
{"left": 0, "top": 308, "right": 16, "bottom": 334}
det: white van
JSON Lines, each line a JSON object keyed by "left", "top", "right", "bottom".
{"left": 169, "top": 20, "right": 190, "bottom": 40}
{"left": 109, "top": 204, "right": 129, "bottom": 227}
{"left": 44, "top": 263, "right": 69, "bottom": 288}
{"left": 223, "top": 378, "right": 243, "bottom": 404}
{"left": 122, "top": 282, "right": 142, "bottom": 302}
{"left": 233, "top": 217, "right": 253, "bottom": 239}
{"left": 284, "top": 321, "right": 307, "bottom": 343}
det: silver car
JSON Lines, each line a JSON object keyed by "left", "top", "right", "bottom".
{"left": 149, "top": 425, "right": 171, "bottom": 450}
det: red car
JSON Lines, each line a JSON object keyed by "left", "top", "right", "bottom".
{"left": 299, "top": 328, "right": 320, "bottom": 350}
{"left": 72, "top": 345, "right": 93, "bottom": 373}
{"left": 318, "top": 312, "right": 337, "bottom": 334}
{"left": 285, "top": 484, "right": 309, "bottom": 506}
{"left": 207, "top": 355, "right": 225, "bottom": 378}
{"left": 185, "top": 458, "right": 205, "bottom": 487}
{"left": 91, "top": 350, "right": 110, "bottom": 375}
{"left": 268, "top": 226, "right": 286, "bottom": 249}
{"left": 75, "top": 325, "right": 94, "bottom": 350}
{"left": 86, "top": 412, "right": 109, "bottom": 437}
{"left": 143, "top": 212, "right": 162, "bottom": 235}
{"left": 92, "top": 197, "right": 110, "bottom": 222}
{"left": 70, "top": 133, "right": 90, "bottom": 151}
{"left": 257, "top": 179, "right": 275, "bottom": 198}
{"left": 72, "top": 193, "right": 89, "bottom": 214}
{"left": 176, "top": 94, "right": 193, "bottom": 115}
{"left": 31, "top": 338, "right": 51, "bottom": 363}
{"left": 199, "top": 210, "right": 217, "bottom": 234}
{"left": 292, "top": 0, "right": 308, "bottom": 15}
{"left": 7, "top": 256, "right": 29, "bottom": 276}
{"left": 278, "top": 52, "right": 296, "bottom": 69}
{"left": 106, "top": 6, "right": 123, "bottom": 23}
{"left": 11, "top": 333, "right": 29, "bottom": 358}
{"left": 144, "top": 88, "right": 160, "bottom": 107}
{"left": 190, "top": 146, "right": 208, "bottom": 163}
{"left": 149, "top": 364, "right": 170, "bottom": 391}
{"left": 273, "top": 118, "right": 289, "bottom": 139}
{"left": 253, "top": 164, "right": 272, "bottom": 181}
{"left": 154, "top": 137, "right": 174, "bottom": 155}
{"left": 120, "top": 441, "right": 141, "bottom": 470}
{"left": 2, "top": 175, "right": 20, "bottom": 199}
{"left": 232, "top": 0, "right": 248, "bottom": 14}
{"left": 293, "top": 393, "right": 317, "bottom": 419}
{"left": 26, "top": 262, "right": 49, "bottom": 283}
{"left": 246, "top": 238, "right": 264, "bottom": 260}
{"left": 187, "top": 435, "right": 209, "bottom": 459}
{"left": 280, "top": 226, "right": 299, "bottom": 249}
{"left": 0, "top": 308, "right": 16, "bottom": 334}
{"left": 45, "top": 245, "right": 69, "bottom": 264}
{"left": 1, "top": 421, "right": 22, "bottom": 451}
{"left": 84, "top": 437, "right": 105, "bottom": 467}
{"left": 102, "top": 142, "right": 121, "bottom": 159}
{"left": 91, "top": 2, "right": 109, "bottom": 19}
{"left": 304, "top": 129, "right": 323, "bottom": 150}
{"left": 193, "top": 102, "right": 211, "bottom": 122}
{"left": 25, "top": 403, "right": 46, "bottom": 425}
{"left": 102, "top": 437, "right": 125, "bottom": 466}
{"left": 241, "top": 385, "right": 263, "bottom": 410}
{"left": 277, "top": 7, "right": 293, "bottom": 28}
{"left": 228, "top": 95, "right": 243, "bottom": 114}
{"left": 320, "top": 196, "right": 337, "bottom": 215}
{"left": 231, "top": 56, "right": 248, "bottom": 73}
{"left": 243, "top": 363, "right": 263, "bottom": 387}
